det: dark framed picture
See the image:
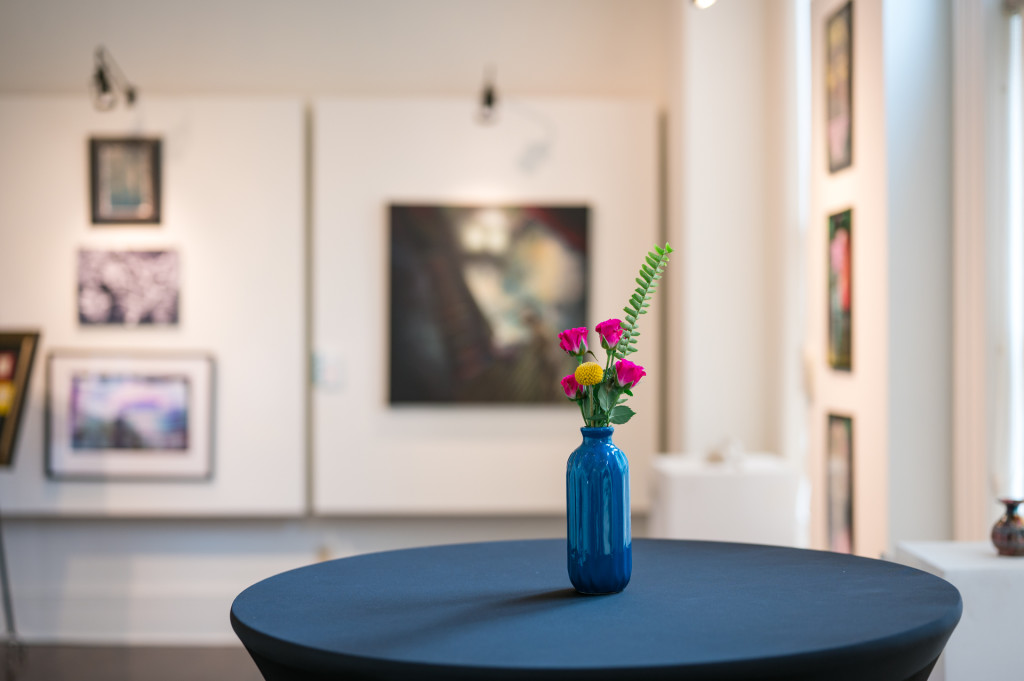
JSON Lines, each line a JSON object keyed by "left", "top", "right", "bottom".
{"left": 90, "top": 137, "right": 162, "bottom": 224}
{"left": 46, "top": 352, "right": 214, "bottom": 481}
{"left": 389, "top": 204, "right": 588, "bottom": 404}
{"left": 826, "top": 1, "right": 853, "bottom": 173}
{"left": 0, "top": 331, "right": 40, "bottom": 468}
{"left": 78, "top": 248, "right": 180, "bottom": 325}
{"left": 828, "top": 209, "right": 852, "bottom": 371}
{"left": 826, "top": 413, "right": 854, "bottom": 553}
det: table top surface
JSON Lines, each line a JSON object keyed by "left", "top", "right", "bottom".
{"left": 231, "top": 538, "right": 962, "bottom": 681}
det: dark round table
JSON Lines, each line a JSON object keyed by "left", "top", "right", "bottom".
{"left": 230, "top": 539, "right": 961, "bottom": 681}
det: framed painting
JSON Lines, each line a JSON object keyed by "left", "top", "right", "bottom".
{"left": 46, "top": 352, "right": 214, "bottom": 481}
{"left": 90, "top": 137, "right": 162, "bottom": 224}
{"left": 78, "top": 248, "right": 180, "bottom": 325}
{"left": 826, "top": 1, "right": 853, "bottom": 173}
{"left": 828, "top": 209, "right": 852, "bottom": 371}
{"left": 389, "top": 204, "right": 588, "bottom": 404}
{"left": 826, "top": 413, "right": 854, "bottom": 553}
{"left": 0, "top": 331, "right": 40, "bottom": 467}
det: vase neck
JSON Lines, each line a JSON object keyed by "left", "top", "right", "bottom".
{"left": 1003, "top": 499, "right": 1023, "bottom": 516}
{"left": 581, "top": 426, "right": 615, "bottom": 442}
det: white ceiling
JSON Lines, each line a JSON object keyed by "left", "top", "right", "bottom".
{"left": 0, "top": 0, "right": 671, "bottom": 102}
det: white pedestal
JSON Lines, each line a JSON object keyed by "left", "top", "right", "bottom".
{"left": 893, "top": 541, "right": 1024, "bottom": 681}
{"left": 647, "top": 453, "right": 807, "bottom": 547}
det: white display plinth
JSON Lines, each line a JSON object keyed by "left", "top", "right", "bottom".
{"left": 647, "top": 453, "right": 807, "bottom": 547}
{"left": 893, "top": 541, "right": 1023, "bottom": 681}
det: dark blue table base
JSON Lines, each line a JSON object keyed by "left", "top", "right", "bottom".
{"left": 231, "top": 539, "right": 961, "bottom": 681}
{"left": 242, "top": 648, "right": 940, "bottom": 681}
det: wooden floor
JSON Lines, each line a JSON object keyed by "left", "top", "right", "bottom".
{"left": 0, "top": 644, "right": 263, "bottom": 681}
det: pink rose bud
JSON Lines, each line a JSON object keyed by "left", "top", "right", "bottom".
{"left": 614, "top": 358, "right": 646, "bottom": 388}
{"left": 558, "top": 327, "right": 588, "bottom": 356}
{"left": 560, "top": 374, "right": 585, "bottom": 399}
{"left": 595, "top": 319, "right": 624, "bottom": 349}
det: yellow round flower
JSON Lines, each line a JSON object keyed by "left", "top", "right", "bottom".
{"left": 574, "top": 362, "right": 604, "bottom": 386}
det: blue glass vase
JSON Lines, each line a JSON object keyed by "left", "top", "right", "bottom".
{"left": 566, "top": 426, "right": 631, "bottom": 594}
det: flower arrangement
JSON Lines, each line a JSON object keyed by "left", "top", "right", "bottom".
{"left": 558, "top": 243, "right": 672, "bottom": 427}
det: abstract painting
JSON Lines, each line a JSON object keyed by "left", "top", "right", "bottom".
{"left": 828, "top": 209, "right": 852, "bottom": 371}
{"left": 389, "top": 204, "right": 588, "bottom": 403}
{"left": 826, "top": 1, "right": 853, "bottom": 173}
{"left": 78, "top": 249, "right": 180, "bottom": 325}
{"left": 47, "top": 352, "right": 214, "bottom": 480}
{"left": 827, "top": 413, "right": 854, "bottom": 554}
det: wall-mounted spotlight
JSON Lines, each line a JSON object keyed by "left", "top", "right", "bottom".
{"left": 692, "top": 0, "right": 719, "bottom": 8}
{"left": 477, "top": 66, "right": 498, "bottom": 125}
{"left": 91, "top": 46, "right": 137, "bottom": 111}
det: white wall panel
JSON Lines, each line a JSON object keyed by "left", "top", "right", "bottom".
{"left": 312, "top": 97, "right": 660, "bottom": 514}
{"left": 0, "top": 97, "right": 306, "bottom": 516}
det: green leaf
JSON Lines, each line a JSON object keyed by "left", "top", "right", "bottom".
{"left": 597, "top": 385, "right": 615, "bottom": 412}
{"left": 610, "top": 405, "right": 635, "bottom": 424}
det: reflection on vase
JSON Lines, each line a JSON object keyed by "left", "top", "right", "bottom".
{"left": 991, "top": 499, "right": 1024, "bottom": 556}
{"left": 566, "top": 426, "right": 631, "bottom": 594}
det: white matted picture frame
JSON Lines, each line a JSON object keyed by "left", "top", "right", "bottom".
{"left": 46, "top": 351, "right": 214, "bottom": 481}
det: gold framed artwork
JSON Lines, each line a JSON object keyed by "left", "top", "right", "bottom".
{"left": 0, "top": 331, "right": 40, "bottom": 467}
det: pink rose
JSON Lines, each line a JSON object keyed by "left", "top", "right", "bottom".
{"left": 558, "top": 327, "right": 588, "bottom": 356}
{"left": 595, "top": 319, "right": 624, "bottom": 349}
{"left": 560, "top": 374, "right": 585, "bottom": 399}
{"left": 614, "top": 359, "right": 646, "bottom": 388}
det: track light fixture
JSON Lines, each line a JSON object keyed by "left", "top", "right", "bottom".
{"left": 477, "top": 66, "right": 498, "bottom": 125}
{"left": 91, "top": 46, "right": 137, "bottom": 111}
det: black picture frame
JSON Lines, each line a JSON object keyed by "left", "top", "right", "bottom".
{"left": 826, "top": 413, "right": 854, "bottom": 554}
{"left": 826, "top": 1, "right": 853, "bottom": 173}
{"left": 90, "top": 137, "right": 162, "bottom": 224}
{"left": 0, "top": 331, "right": 40, "bottom": 468}
{"left": 827, "top": 208, "right": 853, "bottom": 371}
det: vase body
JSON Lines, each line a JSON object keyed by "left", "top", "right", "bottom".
{"left": 566, "top": 426, "right": 631, "bottom": 594}
{"left": 992, "top": 499, "right": 1024, "bottom": 556}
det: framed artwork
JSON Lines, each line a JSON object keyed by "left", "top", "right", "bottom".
{"left": 828, "top": 209, "right": 852, "bottom": 371}
{"left": 0, "top": 331, "right": 40, "bottom": 468}
{"left": 46, "top": 352, "right": 214, "bottom": 481}
{"left": 389, "top": 204, "right": 589, "bottom": 404}
{"left": 90, "top": 137, "right": 162, "bottom": 224}
{"left": 826, "top": 1, "right": 853, "bottom": 173}
{"left": 78, "top": 248, "right": 180, "bottom": 325}
{"left": 827, "top": 413, "right": 854, "bottom": 553}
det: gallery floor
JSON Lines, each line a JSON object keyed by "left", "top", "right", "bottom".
{"left": 0, "top": 645, "right": 262, "bottom": 681}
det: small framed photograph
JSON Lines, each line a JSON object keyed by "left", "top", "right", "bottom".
{"left": 90, "top": 137, "right": 162, "bottom": 224}
{"left": 827, "top": 413, "right": 854, "bottom": 553}
{"left": 47, "top": 351, "right": 214, "bottom": 481}
{"left": 0, "top": 331, "right": 41, "bottom": 468}
{"left": 826, "top": 1, "right": 853, "bottom": 173}
{"left": 828, "top": 209, "right": 852, "bottom": 371}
